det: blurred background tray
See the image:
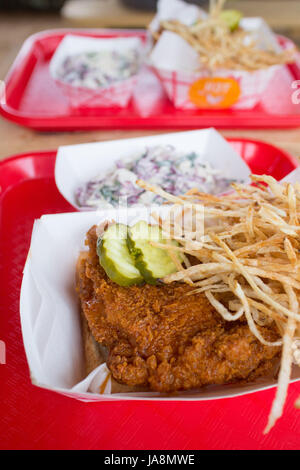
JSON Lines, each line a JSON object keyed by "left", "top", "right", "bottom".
{"left": 1, "top": 29, "right": 300, "bottom": 132}
{"left": 1, "top": 1, "right": 300, "bottom": 161}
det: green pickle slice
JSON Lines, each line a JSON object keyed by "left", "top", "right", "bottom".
{"left": 127, "top": 221, "right": 182, "bottom": 285}
{"left": 97, "top": 223, "right": 143, "bottom": 287}
{"left": 220, "top": 10, "right": 242, "bottom": 32}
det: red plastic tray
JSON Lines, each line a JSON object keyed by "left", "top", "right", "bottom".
{"left": 1, "top": 28, "right": 300, "bottom": 131}
{"left": 0, "top": 139, "right": 300, "bottom": 450}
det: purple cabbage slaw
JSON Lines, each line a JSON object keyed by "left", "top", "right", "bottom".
{"left": 56, "top": 49, "right": 140, "bottom": 89}
{"left": 75, "top": 145, "right": 241, "bottom": 209}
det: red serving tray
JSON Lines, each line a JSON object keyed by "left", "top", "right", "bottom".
{"left": 1, "top": 28, "right": 300, "bottom": 132}
{"left": 0, "top": 138, "right": 300, "bottom": 450}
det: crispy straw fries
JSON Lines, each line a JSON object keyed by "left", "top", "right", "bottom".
{"left": 137, "top": 174, "right": 300, "bottom": 432}
{"left": 152, "top": 0, "right": 295, "bottom": 71}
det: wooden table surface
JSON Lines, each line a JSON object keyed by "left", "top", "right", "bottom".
{"left": 1, "top": 8, "right": 300, "bottom": 162}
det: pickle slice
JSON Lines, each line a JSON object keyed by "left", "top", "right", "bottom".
{"left": 220, "top": 10, "right": 242, "bottom": 32}
{"left": 127, "top": 221, "right": 182, "bottom": 285}
{"left": 97, "top": 223, "right": 143, "bottom": 287}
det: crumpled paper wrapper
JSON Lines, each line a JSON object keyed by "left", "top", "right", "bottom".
{"left": 149, "top": 0, "right": 290, "bottom": 110}
{"left": 49, "top": 35, "right": 144, "bottom": 109}
{"left": 54, "top": 128, "right": 251, "bottom": 211}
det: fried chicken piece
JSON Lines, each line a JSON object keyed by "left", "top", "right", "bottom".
{"left": 146, "top": 325, "right": 279, "bottom": 392}
{"left": 76, "top": 226, "right": 280, "bottom": 392}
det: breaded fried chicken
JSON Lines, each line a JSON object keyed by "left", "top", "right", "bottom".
{"left": 76, "top": 226, "right": 280, "bottom": 393}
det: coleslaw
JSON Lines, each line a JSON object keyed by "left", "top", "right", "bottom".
{"left": 75, "top": 145, "right": 240, "bottom": 209}
{"left": 56, "top": 49, "right": 140, "bottom": 89}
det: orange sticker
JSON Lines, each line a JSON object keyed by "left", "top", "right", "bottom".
{"left": 189, "top": 77, "right": 241, "bottom": 109}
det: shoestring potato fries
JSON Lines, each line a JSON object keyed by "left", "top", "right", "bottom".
{"left": 137, "top": 174, "right": 300, "bottom": 432}
{"left": 151, "top": 0, "right": 295, "bottom": 71}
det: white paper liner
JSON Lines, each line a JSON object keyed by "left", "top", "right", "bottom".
{"left": 49, "top": 35, "right": 144, "bottom": 108}
{"left": 149, "top": 0, "right": 206, "bottom": 32}
{"left": 54, "top": 128, "right": 251, "bottom": 211}
{"left": 20, "top": 202, "right": 300, "bottom": 402}
{"left": 149, "top": 0, "right": 288, "bottom": 110}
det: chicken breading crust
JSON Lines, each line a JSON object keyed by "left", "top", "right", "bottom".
{"left": 76, "top": 226, "right": 280, "bottom": 393}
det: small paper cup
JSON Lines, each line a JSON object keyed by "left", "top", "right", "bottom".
{"left": 50, "top": 35, "right": 144, "bottom": 109}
